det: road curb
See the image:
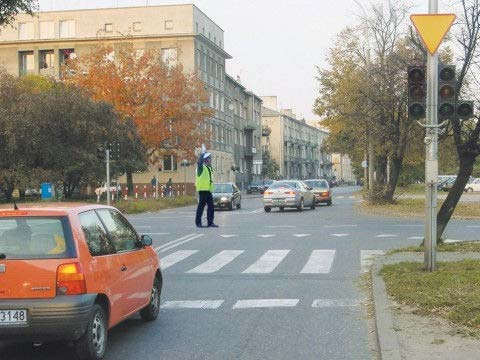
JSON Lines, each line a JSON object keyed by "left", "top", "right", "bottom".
{"left": 371, "top": 259, "right": 402, "bottom": 360}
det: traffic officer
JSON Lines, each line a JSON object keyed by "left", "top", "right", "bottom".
{"left": 195, "top": 151, "right": 218, "bottom": 228}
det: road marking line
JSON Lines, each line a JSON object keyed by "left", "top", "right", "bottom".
{"left": 258, "top": 234, "right": 276, "bottom": 238}
{"left": 133, "top": 225, "right": 152, "bottom": 228}
{"left": 331, "top": 233, "right": 350, "bottom": 237}
{"left": 242, "top": 250, "right": 290, "bottom": 274}
{"left": 467, "top": 225, "right": 480, "bottom": 228}
{"left": 267, "top": 225, "right": 296, "bottom": 228}
{"left": 337, "top": 196, "right": 345, "bottom": 199}
{"left": 251, "top": 208, "right": 264, "bottom": 214}
{"left": 360, "top": 250, "right": 386, "bottom": 273}
{"left": 293, "top": 234, "right": 311, "bottom": 238}
{"left": 155, "top": 233, "right": 196, "bottom": 252}
{"left": 157, "top": 234, "right": 204, "bottom": 253}
{"left": 312, "top": 299, "right": 360, "bottom": 308}
{"left": 408, "top": 236, "right": 424, "bottom": 240}
{"left": 233, "top": 299, "right": 299, "bottom": 309}
{"left": 220, "top": 234, "right": 239, "bottom": 238}
{"left": 300, "top": 250, "right": 336, "bottom": 274}
{"left": 162, "top": 300, "right": 224, "bottom": 309}
{"left": 143, "top": 232, "right": 170, "bottom": 236}
{"left": 324, "top": 224, "right": 357, "bottom": 228}
{"left": 187, "top": 250, "right": 244, "bottom": 273}
{"left": 161, "top": 250, "right": 198, "bottom": 269}
{"left": 348, "top": 196, "right": 355, "bottom": 199}
{"left": 392, "top": 224, "right": 423, "bottom": 227}
{"left": 375, "top": 234, "right": 398, "bottom": 238}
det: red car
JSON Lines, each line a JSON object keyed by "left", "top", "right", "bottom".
{"left": 0, "top": 204, "right": 161, "bottom": 360}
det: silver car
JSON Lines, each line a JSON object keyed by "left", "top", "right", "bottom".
{"left": 263, "top": 180, "right": 316, "bottom": 212}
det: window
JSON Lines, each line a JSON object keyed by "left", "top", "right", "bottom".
{"left": 0, "top": 217, "right": 72, "bottom": 260}
{"left": 215, "top": 92, "right": 220, "bottom": 110}
{"left": 133, "top": 22, "right": 142, "bottom": 32}
{"left": 220, "top": 95, "right": 224, "bottom": 112}
{"left": 104, "top": 23, "right": 113, "bottom": 32}
{"left": 39, "top": 50, "right": 55, "bottom": 70}
{"left": 214, "top": 36, "right": 217, "bottom": 44}
{"left": 60, "top": 48, "right": 75, "bottom": 66}
{"left": 162, "top": 48, "right": 177, "bottom": 68}
{"left": 163, "top": 155, "right": 177, "bottom": 171}
{"left": 19, "top": 51, "right": 34, "bottom": 76}
{"left": 79, "top": 211, "right": 115, "bottom": 256}
{"left": 196, "top": 49, "right": 201, "bottom": 68}
{"left": 59, "top": 20, "right": 75, "bottom": 38}
{"left": 210, "top": 91, "right": 214, "bottom": 108}
{"left": 18, "top": 22, "right": 34, "bottom": 40}
{"left": 196, "top": 22, "right": 199, "bottom": 33}
{"left": 165, "top": 20, "right": 173, "bottom": 30}
{"left": 97, "top": 210, "right": 138, "bottom": 252}
{"left": 203, "top": 53, "right": 207, "bottom": 72}
{"left": 39, "top": 21, "right": 55, "bottom": 39}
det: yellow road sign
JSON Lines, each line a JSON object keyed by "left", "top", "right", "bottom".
{"left": 410, "top": 14, "right": 456, "bottom": 55}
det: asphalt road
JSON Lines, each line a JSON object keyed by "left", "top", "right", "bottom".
{"left": 2, "top": 186, "right": 479, "bottom": 359}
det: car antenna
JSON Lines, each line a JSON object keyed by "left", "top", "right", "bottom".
{"left": 13, "top": 197, "right": 19, "bottom": 210}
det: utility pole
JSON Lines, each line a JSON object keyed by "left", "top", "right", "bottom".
{"left": 424, "top": 0, "right": 439, "bottom": 271}
{"left": 106, "top": 149, "right": 111, "bottom": 206}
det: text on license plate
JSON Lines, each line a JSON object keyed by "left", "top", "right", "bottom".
{"left": 273, "top": 199, "right": 285, "bottom": 204}
{"left": 0, "top": 310, "right": 27, "bottom": 324}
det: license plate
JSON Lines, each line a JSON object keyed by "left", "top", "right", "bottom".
{"left": 272, "top": 199, "right": 285, "bottom": 204}
{"left": 0, "top": 310, "right": 27, "bottom": 325}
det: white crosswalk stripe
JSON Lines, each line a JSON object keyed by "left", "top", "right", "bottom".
{"left": 258, "top": 234, "right": 275, "bottom": 238}
{"left": 242, "top": 250, "right": 290, "bottom": 274}
{"left": 293, "top": 234, "right": 311, "bottom": 238}
{"left": 300, "top": 249, "right": 336, "bottom": 274}
{"left": 187, "top": 250, "right": 244, "bottom": 273}
{"left": 375, "top": 234, "right": 398, "bottom": 238}
{"left": 220, "top": 234, "right": 238, "bottom": 238}
{"left": 408, "top": 236, "right": 423, "bottom": 240}
{"left": 161, "top": 250, "right": 198, "bottom": 269}
{"left": 162, "top": 300, "right": 224, "bottom": 309}
{"left": 233, "top": 299, "right": 299, "bottom": 309}
{"left": 331, "top": 233, "right": 350, "bottom": 237}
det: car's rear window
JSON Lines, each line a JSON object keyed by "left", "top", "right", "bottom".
{"left": 0, "top": 217, "right": 74, "bottom": 260}
{"left": 305, "top": 180, "right": 328, "bottom": 188}
{"left": 270, "top": 182, "right": 296, "bottom": 189}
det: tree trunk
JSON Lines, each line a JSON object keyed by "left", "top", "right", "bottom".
{"left": 126, "top": 170, "right": 133, "bottom": 196}
{"left": 436, "top": 153, "right": 476, "bottom": 243}
{"left": 385, "top": 156, "right": 402, "bottom": 202}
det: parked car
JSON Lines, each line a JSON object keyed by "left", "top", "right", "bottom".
{"left": 304, "top": 179, "right": 333, "bottom": 206}
{"left": 24, "top": 188, "right": 40, "bottom": 197}
{"left": 465, "top": 178, "right": 480, "bottom": 192}
{"left": 263, "top": 180, "right": 315, "bottom": 212}
{"left": 0, "top": 204, "right": 161, "bottom": 360}
{"left": 213, "top": 183, "right": 241, "bottom": 210}
{"left": 441, "top": 177, "right": 457, "bottom": 192}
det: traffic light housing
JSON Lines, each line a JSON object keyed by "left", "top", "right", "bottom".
{"left": 407, "top": 65, "right": 426, "bottom": 119}
{"left": 456, "top": 100, "right": 474, "bottom": 119}
{"left": 96, "top": 147, "right": 105, "bottom": 161}
{"left": 438, "top": 65, "right": 456, "bottom": 122}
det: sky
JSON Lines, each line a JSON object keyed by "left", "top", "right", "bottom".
{"left": 38, "top": 0, "right": 431, "bottom": 120}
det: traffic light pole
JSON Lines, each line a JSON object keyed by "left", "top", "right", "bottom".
{"left": 106, "top": 149, "right": 111, "bottom": 206}
{"left": 424, "top": 0, "right": 438, "bottom": 271}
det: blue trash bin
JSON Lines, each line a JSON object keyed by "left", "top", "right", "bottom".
{"left": 41, "top": 183, "right": 53, "bottom": 200}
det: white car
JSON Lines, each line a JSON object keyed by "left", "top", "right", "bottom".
{"left": 465, "top": 178, "right": 480, "bottom": 192}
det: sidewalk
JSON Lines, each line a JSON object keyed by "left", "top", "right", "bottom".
{"left": 371, "top": 252, "right": 480, "bottom": 360}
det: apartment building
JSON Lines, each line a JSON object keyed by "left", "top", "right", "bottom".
{"left": 0, "top": 4, "right": 260, "bottom": 187}
{"left": 225, "top": 75, "right": 262, "bottom": 189}
{"left": 261, "top": 96, "right": 332, "bottom": 180}
{"left": 331, "top": 154, "right": 356, "bottom": 183}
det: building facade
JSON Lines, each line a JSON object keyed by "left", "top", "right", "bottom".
{"left": 0, "top": 4, "right": 261, "bottom": 189}
{"left": 261, "top": 96, "right": 332, "bottom": 180}
{"left": 331, "top": 154, "right": 356, "bottom": 183}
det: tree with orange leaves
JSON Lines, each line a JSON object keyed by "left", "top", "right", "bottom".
{"left": 65, "top": 42, "right": 212, "bottom": 191}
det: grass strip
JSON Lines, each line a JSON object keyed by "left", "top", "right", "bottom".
{"left": 381, "top": 260, "right": 480, "bottom": 336}
{"left": 114, "top": 196, "right": 197, "bottom": 214}
{"left": 389, "top": 242, "right": 480, "bottom": 254}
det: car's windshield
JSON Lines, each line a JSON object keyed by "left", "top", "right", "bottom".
{"left": 304, "top": 180, "right": 328, "bottom": 188}
{"left": 0, "top": 217, "right": 72, "bottom": 259}
{"left": 213, "top": 184, "right": 233, "bottom": 193}
{"left": 251, "top": 181, "right": 263, "bottom": 186}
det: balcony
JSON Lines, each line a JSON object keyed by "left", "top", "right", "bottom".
{"left": 262, "top": 126, "right": 271, "bottom": 137}
{"left": 245, "top": 147, "right": 257, "bottom": 157}
{"left": 244, "top": 121, "right": 258, "bottom": 131}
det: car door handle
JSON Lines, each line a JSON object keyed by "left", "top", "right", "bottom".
{"left": 121, "top": 265, "right": 127, "bottom": 272}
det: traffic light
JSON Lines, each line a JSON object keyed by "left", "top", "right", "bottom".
{"left": 96, "top": 147, "right": 105, "bottom": 161}
{"left": 456, "top": 100, "right": 474, "bottom": 119}
{"left": 407, "top": 65, "right": 426, "bottom": 119}
{"left": 438, "top": 65, "right": 456, "bottom": 121}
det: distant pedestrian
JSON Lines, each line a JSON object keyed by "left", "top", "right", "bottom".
{"left": 195, "top": 151, "right": 218, "bottom": 228}
{"left": 166, "top": 178, "right": 173, "bottom": 196}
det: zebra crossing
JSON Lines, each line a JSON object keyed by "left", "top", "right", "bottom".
{"left": 159, "top": 247, "right": 388, "bottom": 275}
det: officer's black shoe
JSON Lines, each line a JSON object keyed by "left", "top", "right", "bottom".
{"left": 207, "top": 223, "right": 219, "bottom": 228}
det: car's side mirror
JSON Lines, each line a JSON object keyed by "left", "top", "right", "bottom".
{"left": 141, "top": 234, "right": 153, "bottom": 246}
{"left": 307, "top": 187, "right": 313, "bottom": 191}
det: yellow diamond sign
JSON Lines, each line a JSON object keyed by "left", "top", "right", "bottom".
{"left": 410, "top": 14, "right": 456, "bottom": 55}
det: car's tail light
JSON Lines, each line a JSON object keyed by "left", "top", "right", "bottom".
{"left": 265, "top": 191, "right": 273, "bottom": 195}
{"left": 321, "top": 191, "right": 329, "bottom": 196}
{"left": 284, "top": 191, "right": 295, "bottom": 195}
{"left": 57, "top": 262, "right": 87, "bottom": 295}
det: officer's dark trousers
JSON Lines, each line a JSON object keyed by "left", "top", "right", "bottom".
{"left": 196, "top": 191, "right": 214, "bottom": 226}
